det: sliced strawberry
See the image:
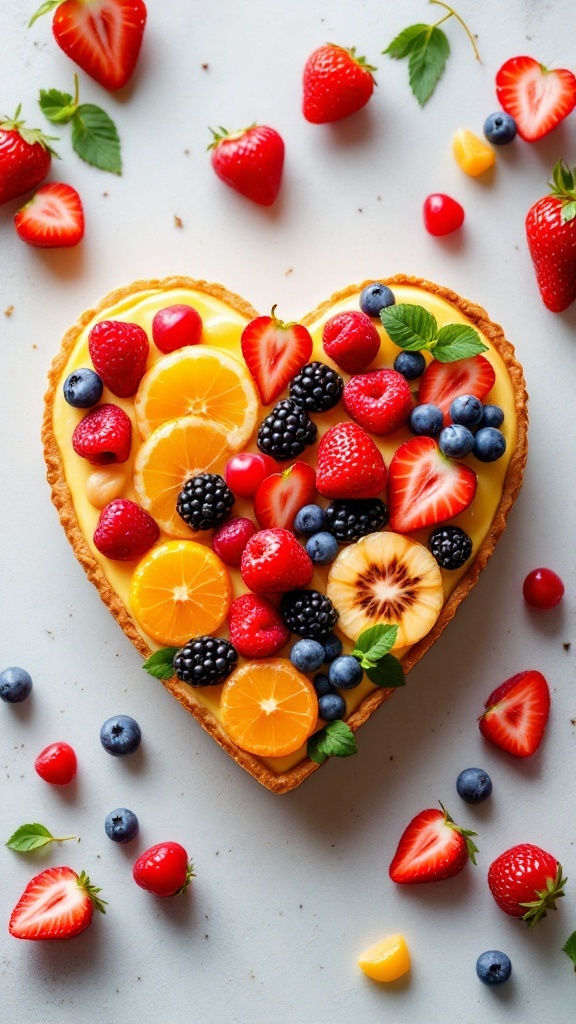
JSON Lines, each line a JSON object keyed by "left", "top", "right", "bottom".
{"left": 496, "top": 56, "right": 576, "bottom": 142}
{"left": 418, "top": 355, "right": 496, "bottom": 422}
{"left": 241, "top": 309, "right": 313, "bottom": 406}
{"left": 254, "top": 461, "right": 316, "bottom": 531}
{"left": 9, "top": 866, "right": 106, "bottom": 940}
{"left": 14, "top": 182, "right": 84, "bottom": 248}
{"left": 389, "top": 804, "right": 478, "bottom": 884}
{"left": 388, "top": 437, "right": 477, "bottom": 532}
{"left": 479, "top": 669, "right": 550, "bottom": 758}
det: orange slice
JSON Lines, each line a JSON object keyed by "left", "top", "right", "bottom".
{"left": 220, "top": 659, "right": 318, "bottom": 758}
{"left": 130, "top": 540, "right": 232, "bottom": 646}
{"left": 133, "top": 416, "right": 236, "bottom": 538}
{"left": 134, "top": 345, "right": 259, "bottom": 446}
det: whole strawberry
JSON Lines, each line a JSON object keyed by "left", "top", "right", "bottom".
{"left": 88, "top": 319, "right": 149, "bottom": 397}
{"left": 133, "top": 842, "right": 193, "bottom": 897}
{"left": 93, "top": 498, "right": 159, "bottom": 560}
{"left": 526, "top": 160, "right": 576, "bottom": 312}
{"left": 240, "top": 528, "right": 314, "bottom": 593}
{"left": 72, "top": 403, "right": 132, "bottom": 464}
{"left": 228, "top": 593, "right": 290, "bottom": 658}
{"left": 316, "top": 421, "right": 387, "bottom": 499}
{"left": 303, "top": 44, "right": 376, "bottom": 124}
{"left": 488, "top": 844, "right": 566, "bottom": 927}
{"left": 0, "top": 107, "right": 56, "bottom": 205}
{"left": 209, "top": 125, "right": 284, "bottom": 207}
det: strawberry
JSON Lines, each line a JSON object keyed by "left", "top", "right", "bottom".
{"left": 212, "top": 517, "right": 257, "bottom": 566}
{"left": 254, "top": 461, "right": 316, "bottom": 531}
{"left": 209, "top": 125, "right": 284, "bottom": 207}
{"left": 241, "top": 308, "right": 313, "bottom": 405}
{"left": 495, "top": 56, "right": 576, "bottom": 142}
{"left": 343, "top": 369, "right": 413, "bottom": 435}
{"left": 93, "top": 498, "right": 159, "bottom": 560}
{"left": 30, "top": 0, "right": 147, "bottom": 92}
{"left": 322, "top": 310, "right": 381, "bottom": 373}
{"left": 479, "top": 669, "right": 550, "bottom": 758}
{"left": 389, "top": 803, "right": 478, "bottom": 884}
{"left": 418, "top": 354, "right": 496, "bottom": 422}
{"left": 316, "top": 422, "right": 387, "bottom": 499}
{"left": 303, "top": 44, "right": 376, "bottom": 124}
{"left": 525, "top": 160, "right": 576, "bottom": 313}
{"left": 72, "top": 403, "right": 132, "bottom": 464}
{"left": 228, "top": 594, "right": 290, "bottom": 658}
{"left": 88, "top": 319, "right": 149, "bottom": 397}
{"left": 14, "top": 183, "right": 84, "bottom": 248}
{"left": 9, "top": 866, "right": 106, "bottom": 939}
{"left": 34, "top": 741, "right": 77, "bottom": 785}
{"left": 488, "top": 844, "right": 566, "bottom": 926}
{"left": 132, "top": 842, "right": 193, "bottom": 897}
{"left": 240, "top": 528, "right": 314, "bottom": 594}
{"left": 0, "top": 107, "right": 55, "bottom": 206}
{"left": 388, "top": 437, "right": 477, "bottom": 532}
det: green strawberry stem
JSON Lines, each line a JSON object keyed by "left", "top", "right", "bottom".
{"left": 77, "top": 870, "right": 107, "bottom": 914}
{"left": 0, "top": 105, "right": 59, "bottom": 155}
{"left": 439, "top": 802, "right": 479, "bottom": 865}
{"left": 548, "top": 160, "right": 576, "bottom": 224}
{"left": 175, "top": 861, "right": 196, "bottom": 896}
{"left": 207, "top": 125, "right": 255, "bottom": 151}
{"left": 429, "top": 1, "right": 481, "bottom": 63}
{"left": 519, "top": 863, "right": 567, "bottom": 928}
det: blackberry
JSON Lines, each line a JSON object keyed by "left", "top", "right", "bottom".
{"left": 289, "top": 361, "right": 344, "bottom": 413}
{"left": 173, "top": 636, "right": 238, "bottom": 686}
{"left": 176, "top": 473, "right": 234, "bottom": 530}
{"left": 280, "top": 589, "right": 339, "bottom": 639}
{"left": 257, "top": 399, "right": 317, "bottom": 461}
{"left": 325, "top": 498, "right": 388, "bottom": 543}
{"left": 429, "top": 526, "right": 473, "bottom": 570}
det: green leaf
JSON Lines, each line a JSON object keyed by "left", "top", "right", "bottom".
{"left": 6, "top": 823, "right": 76, "bottom": 852}
{"left": 408, "top": 26, "right": 450, "bottom": 107}
{"left": 562, "top": 930, "right": 576, "bottom": 969}
{"left": 380, "top": 303, "right": 438, "bottom": 351}
{"left": 307, "top": 721, "right": 358, "bottom": 765}
{"left": 562, "top": 200, "right": 576, "bottom": 224}
{"left": 71, "top": 104, "right": 122, "bottom": 174}
{"left": 383, "top": 24, "right": 430, "bottom": 59}
{"left": 353, "top": 624, "right": 398, "bottom": 666}
{"left": 29, "top": 0, "right": 61, "bottom": 28}
{"left": 364, "top": 653, "right": 405, "bottom": 689}
{"left": 39, "top": 88, "right": 76, "bottom": 124}
{"left": 143, "top": 648, "right": 179, "bottom": 680}
{"left": 434, "top": 323, "right": 488, "bottom": 362}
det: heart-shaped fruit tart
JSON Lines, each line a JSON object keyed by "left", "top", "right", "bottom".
{"left": 43, "top": 275, "right": 528, "bottom": 793}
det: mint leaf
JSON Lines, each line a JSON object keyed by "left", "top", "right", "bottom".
{"left": 308, "top": 721, "right": 358, "bottom": 765}
{"left": 143, "top": 648, "right": 179, "bottom": 680}
{"left": 29, "top": 0, "right": 61, "bottom": 28}
{"left": 365, "top": 654, "right": 405, "bottom": 689}
{"left": 408, "top": 26, "right": 450, "bottom": 107}
{"left": 434, "top": 323, "right": 488, "bottom": 362}
{"left": 6, "top": 823, "right": 77, "bottom": 852}
{"left": 353, "top": 624, "right": 398, "bottom": 666}
{"left": 71, "top": 104, "right": 121, "bottom": 174}
{"left": 39, "top": 88, "right": 76, "bottom": 124}
{"left": 563, "top": 930, "right": 576, "bottom": 969}
{"left": 383, "top": 24, "right": 430, "bottom": 59}
{"left": 380, "top": 303, "right": 438, "bottom": 351}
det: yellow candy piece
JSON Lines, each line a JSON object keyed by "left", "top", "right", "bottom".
{"left": 85, "top": 466, "right": 127, "bottom": 509}
{"left": 358, "top": 933, "right": 411, "bottom": 983}
{"left": 453, "top": 129, "right": 495, "bottom": 177}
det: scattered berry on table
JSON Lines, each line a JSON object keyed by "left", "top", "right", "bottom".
{"left": 439, "top": 424, "right": 475, "bottom": 459}
{"left": 343, "top": 369, "right": 413, "bottom": 435}
{"left": 228, "top": 594, "right": 290, "bottom": 658}
{"left": 322, "top": 310, "right": 381, "bottom": 373}
{"left": 318, "top": 692, "right": 347, "bottom": 721}
{"left": 476, "top": 950, "right": 512, "bottom": 985}
{"left": 473, "top": 426, "right": 506, "bottom": 462}
{"left": 294, "top": 504, "right": 326, "bottom": 535}
{"left": 359, "top": 282, "right": 396, "bottom": 318}
{"left": 328, "top": 655, "right": 363, "bottom": 690}
{"left": 240, "top": 528, "right": 314, "bottom": 594}
{"left": 72, "top": 403, "right": 132, "bottom": 465}
{"left": 316, "top": 422, "right": 387, "bottom": 500}
{"left": 212, "top": 517, "right": 256, "bottom": 566}
{"left": 0, "top": 107, "right": 53, "bottom": 206}
{"left": 209, "top": 125, "right": 285, "bottom": 207}
{"left": 479, "top": 404, "right": 504, "bottom": 429}
{"left": 523, "top": 567, "right": 564, "bottom": 609}
{"left": 496, "top": 56, "right": 576, "bottom": 142}
{"left": 322, "top": 633, "right": 343, "bottom": 663}
{"left": 34, "top": 741, "right": 77, "bottom": 786}
{"left": 409, "top": 403, "right": 443, "bottom": 437}
{"left": 388, "top": 437, "right": 477, "bottom": 532}
{"left": 254, "top": 461, "right": 316, "bottom": 532}
{"left": 290, "top": 638, "right": 326, "bottom": 673}
{"left": 63, "top": 368, "right": 103, "bottom": 408}
{"left": 423, "top": 193, "right": 465, "bottom": 235}
{"left": 152, "top": 304, "right": 203, "bottom": 353}
{"left": 257, "top": 399, "right": 317, "bottom": 462}
{"left": 176, "top": 473, "right": 235, "bottom": 531}
{"left": 289, "top": 361, "right": 344, "bottom": 413}
{"left": 525, "top": 159, "right": 576, "bottom": 312}
{"left": 479, "top": 669, "right": 550, "bottom": 758}
{"left": 419, "top": 354, "right": 496, "bottom": 422}
{"left": 456, "top": 767, "right": 493, "bottom": 804}
{"left": 389, "top": 804, "right": 478, "bottom": 884}
{"left": 14, "top": 182, "right": 84, "bottom": 248}
{"left": 483, "top": 111, "right": 517, "bottom": 145}
{"left": 224, "top": 452, "right": 279, "bottom": 498}
{"left": 8, "top": 866, "right": 106, "bottom": 940}
{"left": 488, "top": 843, "right": 565, "bottom": 925}
{"left": 325, "top": 497, "right": 388, "bottom": 543}
{"left": 394, "top": 350, "right": 425, "bottom": 380}
{"left": 93, "top": 498, "right": 159, "bottom": 561}
{"left": 449, "top": 394, "right": 484, "bottom": 427}
{"left": 173, "top": 636, "right": 238, "bottom": 686}
{"left": 280, "top": 589, "right": 339, "bottom": 639}
{"left": 313, "top": 673, "right": 334, "bottom": 697}
{"left": 302, "top": 44, "right": 376, "bottom": 124}
{"left": 453, "top": 129, "right": 495, "bottom": 176}
{"left": 305, "top": 531, "right": 339, "bottom": 565}
{"left": 0, "top": 666, "right": 32, "bottom": 703}
{"left": 88, "top": 319, "right": 149, "bottom": 398}
{"left": 100, "top": 715, "right": 141, "bottom": 757}
{"left": 429, "top": 526, "right": 473, "bottom": 570}
{"left": 133, "top": 842, "right": 193, "bottom": 897}
{"left": 105, "top": 808, "right": 139, "bottom": 844}
{"left": 241, "top": 309, "right": 313, "bottom": 404}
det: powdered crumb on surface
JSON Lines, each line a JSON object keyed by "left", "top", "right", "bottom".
{"left": 174, "top": 215, "right": 183, "bottom": 228}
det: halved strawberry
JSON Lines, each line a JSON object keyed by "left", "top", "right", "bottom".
{"left": 389, "top": 804, "right": 478, "bottom": 884}
{"left": 496, "top": 56, "right": 576, "bottom": 143}
{"left": 9, "top": 866, "right": 106, "bottom": 940}
{"left": 418, "top": 355, "right": 496, "bottom": 422}
{"left": 388, "top": 437, "right": 477, "bottom": 532}
{"left": 241, "top": 308, "right": 313, "bottom": 406}
{"left": 14, "top": 182, "right": 84, "bottom": 248}
{"left": 254, "top": 461, "right": 316, "bottom": 531}
{"left": 479, "top": 669, "right": 550, "bottom": 758}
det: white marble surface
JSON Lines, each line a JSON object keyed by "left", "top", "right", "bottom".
{"left": 1, "top": 1, "right": 575, "bottom": 1021}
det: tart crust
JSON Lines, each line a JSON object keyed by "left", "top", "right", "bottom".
{"left": 42, "top": 274, "right": 528, "bottom": 794}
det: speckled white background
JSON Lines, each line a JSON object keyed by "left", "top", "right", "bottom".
{"left": 1, "top": 1, "right": 575, "bottom": 1021}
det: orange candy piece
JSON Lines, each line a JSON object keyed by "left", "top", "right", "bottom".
{"left": 453, "top": 129, "right": 495, "bottom": 177}
{"left": 220, "top": 660, "right": 318, "bottom": 757}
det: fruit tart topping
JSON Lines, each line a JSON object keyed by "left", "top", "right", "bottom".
{"left": 133, "top": 842, "right": 193, "bottom": 898}
{"left": 241, "top": 308, "right": 313, "bottom": 406}
{"left": 380, "top": 304, "right": 488, "bottom": 365}
{"left": 88, "top": 319, "right": 149, "bottom": 398}
{"left": 94, "top": 498, "right": 159, "bottom": 560}
{"left": 290, "top": 639, "right": 325, "bottom": 674}
{"left": 289, "top": 361, "right": 344, "bottom": 413}
{"left": 240, "top": 528, "right": 314, "bottom": 594}
{"left": 72, "top": 403, "right": 131, "bottom": 465}
{"left": 0, "top": 666, "right": 33, "bottom": 704}
{"left": 85, "top": 465, "right": 127, "bottom": 508}
{"left": 220, "top": 660, "right": 318, "bottom": 757}
{"left": 34, "top": 741, "right": 77, "bottom": 785}
{"left": 0, "top": 106, "right": 56, "bottom": 206}
{"left": 449, "top": 394, "right": 484, "bottom": 427}
{"left": 209, "top": 125, "right": 285, "bottom": 207}
{"left": 100, "top": 714, "right": 141, "bottom": 756}
{"left": 294, "top": 503, "right": 326, "bottom": 535}
{"left": 409, "top": 403, "right": 444, "bottom": 437}
{"left": 257, "top": 399, "right": 317, "bottom": 462}
{"left": 212, "top": 517, "right": 257, "bottom": 566}
{"left": 526, "top": 160, "right": 576, "bottom": 313}
{"left": 351, "top": 623, "right": 405, "bottom": 689}
{"left": 9, "top": 866, "right": 106, "bottom": 940}
{"left": 307, "top": 719, "right": 357, "bottom": 765}
{"left": 487, "top": 844, "right": 566, "bottom": 926}
{"left": 225, "top": 452, "right": 279, "bottom": 498}
{"left": 152, "top": 304, "right": 203, "bottom": 353}
{"left": 322, "top": 633, "right": 343, "bottom": 663}
{"left": 318, "top": 692, "right": 346, "bottom": 722}
{"left": 423, "top": 193, "right": 465, "bottom": 236}
{"left": 63, "top": 367, "right": 103, "bottom": 408}
{"left": 302, "top": 44, "right": 376, "bottom": 124}
{"left": 476, "top": 950, "right": 512, "bottom": 986}
{"left": 453, "top": 129, "right": 495, "bottom": 176}
{"left": 322, "top": 310, "right": 381, "bottom": 373}
{"left": 393, "top": 349, "right": 425, "bottom": 380}
{"left": 389, "top": 802, "right": 479, "bottom": 884}
{"left": 456, "top": 767, "right": 492, "bottom": 804}
{"left": 253, "top": 461, "right": 316, "bottom": 532}
{"left": 325, "top": 498, "right": 388, "bottom": 543}
{"left": 343, "top": 369, "right": 413, "bottom": 435}
{"left": 327, "top": 655, "right": 363, "bottom": 690}
{"left": 105, "top": 808, "right": 138, "bottom": 843}
{"left": 418, "top": 354, "right": 495, "bottom": 421}
{"left": 429, "top": 525, "right": 473, "bottom": 569}
{"left": 388, "top": 437, "right": 477, "bottom": 533}
{"left": 176, "top": 473, "right": 235, "bottom": 532}
{"left": 523, "top": 567, "right": 565, "bottom": 609}
{"left": 313, "top": 673, "right": 333, "bottom": 697}
{"left": 305, "top": 531, "right": 339, "bottom": 566}
{"left": 15, "top": 181, "right": 84, "bottom": 248}
{"left": 359, "top": 282, "right": 396, "bottom": 318}
{"left": 358, "top": 933, "right": 411, "bottom": 983}
{"left": 483, "top": 111, "right": 517, "bottom": 145}
{"left": 495, "top": 56, "right": 576, "bottom": 142}
{"left": 438, "top": 423, "right": 475, "bottom": 458}
{"left": 280, "top": 589, "right": 339, "bottom": 639}
{"left": 479, "top": 404, "right": 504, "bottom": 429}
{"left": 228, "top": 594, "right": 290, "bottom": 659}
{"left": 479, "top": 669, "right": 550, "bottom": 758}
{"left": 173, "top": 636, "right": 238, "bottom": 686}
{"left": 316, "top": 422, "right": 387, "bottom": 500}
{"left": 472, "top": 426, "right": 506, "bottom": 462}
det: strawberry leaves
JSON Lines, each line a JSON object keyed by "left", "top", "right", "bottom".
{"left": 380, "top": 304, "right": 488, "bottom": 363}
{"left": 562, "top": 930, "right": 576, "bottom": 970}
{"left": 6, "top": 822, "right": 77, "bottom": 852}
{"left": 308, "top": 720, "right": 358, "bottom": 765}
{"left": 39, "top": 75, "right": 121, "bottom": 174}
{"left": 143, "top": 648, "right": 179, "bottom": 680}
{"left": 548, "top": 160, "right": 576, "bottom": 224}
{"left": 352, "top": 624, "right": 405, "bottom": 688}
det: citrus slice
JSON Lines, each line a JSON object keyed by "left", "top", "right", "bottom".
{"left": 358, "top": 933, "right": 411, "bottom": 982}
{"left": 134, "top": 345, "right": 259, "bottom": 446}
{"left": 220, "top": 660, "right": 318, "bottom": 757}
{"left": 133, "top": 416, "right": 235, "bottom": 538}
{"left": 130, "top": 540, "right": 232, "bottom": 646}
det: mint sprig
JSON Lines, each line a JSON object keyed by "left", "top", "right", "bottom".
{"left": 6, "top": 823, "right": 78, "bottom": 852}
{"left": 380, "top": 304, "right": 488, "bottom": 363}
{"left": 308, "top": 720, "right": 358, "bottom": 765}
{"left": 562, "top": 930, "right": 576, "bottom": 970}
{"left": 39, "top": 75, "right": 121, "bottom": 174}
{"left": 352, "top": 624, "right": 405, "bottom": 688}
{"left": 143, "top": 647, "right": 179, "bottom": 680}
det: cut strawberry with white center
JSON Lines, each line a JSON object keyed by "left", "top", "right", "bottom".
{"left": 241, "top": 309, "right": 313, "bottom": 405}
{"left": 389, "top": 804, "right": 478, "bottom": 884}
{"left": 14, "top": 182, "right": 84, "bottom": 248}
{"left": 418, "top": 354, "right": 495, "bottom": 422}
{"left": 496, "top": 56, "right": 576, "bottom": 142}
{"left": 9, "top": 866, "right": 106, "bottom": 940}
{"left": 254, "top": 461, "right": 316, "bottom": 531}
{"left": 388, "top": 437, "right": 477, "bottom": 533}
{"left": 479, "top": 669, "right": 550, "bottom": 758}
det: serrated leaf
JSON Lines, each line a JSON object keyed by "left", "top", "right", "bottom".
{"left": 562, "top": 200, "right": 576, "bottom": 224}
{"left": 143, "top": 647, "right": 179, "bottom": 679}
{"left": 380, "top": 303, "right": 438, "bottom": 351}
{"left": 408, "top": 26, "right": 450, "bottom": 107}
{"left": 562, "top": 930, "right": 576, "bottom": 969}
{"left": 7, "top": 823, "right": 54, "bottom": 851}
{"left": 434, "top": 323, "right": 488, "bottom": 362}
{"left": 71, "top": 104, "right": 121, "bottom": 174}
{"left": 364, "top": 654, "right": 405, "bottom": 689}
{"left": 383, "top": 23, "right": 430, "bottom": 59}
{"left": 307, "top": 720, "right": 358, "bottom": 764}
{"left": 307, "top": 732, "right": 329, "bottom": 765}
{"left": 353, "top": 624, "right": 398, "bottom": 665}
{"left": 39, "top": 88, "right": 76, "bottom": 124}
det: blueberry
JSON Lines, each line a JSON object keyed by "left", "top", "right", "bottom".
{"left": 359, "top": 282, "right": 396, "bottom": 318}
{"left": 0, "top": 666, "right": 32, "bottom": 703}
{"left": 473, "top": 427, "right": 506, "bottom": 462}
{"left": 409, "top": 404, "right": 443, "bottom": 437}
{"left": 328, "top": 655, "right": 363, "bottom": 690}
{"left": 313, "top": 673, "right": 334, "bottom": 697}
{"left": 63, "top": 368, "right": 104, "bottom": 409}
{"left": 479, "top": 404, "right": 504, "bottom": 429}
{"left": 322, "top": 633, "right": 343, "bottom": 663}
{"left": 439, "top": 424, "right": 475, "bottom": 459}
{"left": 290, "top": 639, "right": 325, "bottom": 673}
{"left": 318, "top": 692, "right": 347, "bottom": 721}
{"left": 305, "top": 531, "right": 339, "bottom": 565}
{"left": 100, "top": 715, "right": 142, "bottom": 756}
{"left": 476, "top": 950, "right": 512, "bottom": 986}
{"left": 449, "top": 394, "right": 484, "bottom": 428}
{"left": 483, "top": 112, "right": 517, "bottom": 146}
{"left": 393, "top": 350, "right": 426, "bottom": 380}
{"left": 294, "top": 504, "right": 326, "bottom": 535}
{"left": 105, "top": 807, "right": 139, "bottom": 843}
{"left": 456, "top": 767, "right": 493, "bottom": 804}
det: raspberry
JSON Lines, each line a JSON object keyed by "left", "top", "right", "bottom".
{"left": 173, "top": 636, "right": 238, "bottom": 685}
{"left": 240, "top": 528, "right": 314, "bottom": 594}
{"left": 72, "top": 403, "right": 132, "bottom": 465}
{"left": 343, "top": 370, "right": 413, "bottom": 435}
{"left": 88, "top": 319, "right": 149, "bottom": 398}
{"left": 93, "top": 499, "right": 160, "bottom": 560}
{"left": 322, "top": 310, "right": 381, "bottom": 373}
{"left": 176, "top": 474, "right": 235, "bottom": 531}
{"left": 289, "top": 361, "right": 344, "bottom": 413}
{"left": 212, "top": 517, "right": 257, "bottom": 566}
{"left": 280, "top": 590, "right": 339, "bottom": 639}
{"left": 228, "top": 594, "right": 290, "bottom": 658}
{"left": 257, "top": 399, "right": 317, "bottom": 462}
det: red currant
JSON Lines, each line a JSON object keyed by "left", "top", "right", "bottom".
{"left": 213, "top": 517, "right": 257, "bottom": 566}
{"left": 423, "top": 194, "right": 465, "bottom": 236}
{"left": 523, "top": 568, "right": 565, "bottom": 609}
{"left": 34, "top": 741, "right": 77, "bottom": 786}
{"left": 152, "top": 304, "right": 203, "bottom": 353}
{"left": 224, "top": 452, "right": 279, "bottom": 498}
{"left": 133, "top": 842, "right": 193, "bottom": 897}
